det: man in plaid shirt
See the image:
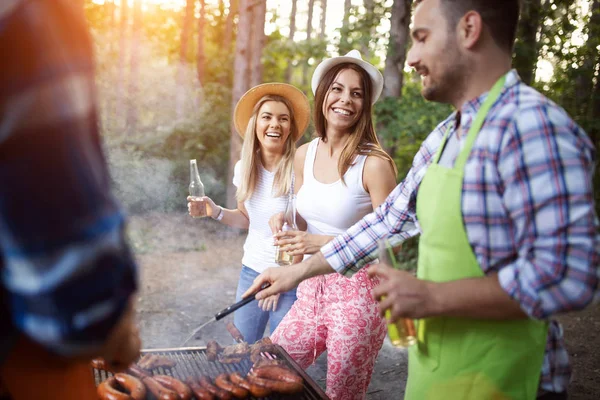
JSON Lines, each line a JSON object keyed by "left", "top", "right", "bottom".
{"left": 247, "top": 0, "right": 599, "bottom": 398}
{"left": 0, "top": 1, "right": 139, "bottom": 398}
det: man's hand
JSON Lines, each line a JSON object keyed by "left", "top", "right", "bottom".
{"left": 243, "top": 264, "right": 304, "bottom": 300}
{"left": 244, "top": 252, "right": 337, "bottom": 300}
{"left": 369, "top": 263, "right": 530, "bottom": 320}
{"left": 368, "top": 262, "right": 436, "bottom": 321}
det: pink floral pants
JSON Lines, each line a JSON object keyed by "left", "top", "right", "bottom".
{"left": 271, "top": 268, "right": 387, "bottom": 400}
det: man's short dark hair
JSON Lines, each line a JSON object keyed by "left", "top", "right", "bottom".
{"left": 415, "top": 0, "right": 520, "bottom": 52}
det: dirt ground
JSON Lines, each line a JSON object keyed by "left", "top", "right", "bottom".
{"left": 131, "top": 212, "right": 599, "bottom": 399}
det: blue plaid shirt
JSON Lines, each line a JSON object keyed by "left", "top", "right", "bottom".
{"left": 0, "top": 0, "right": 137, "bottom": 358}
{"left": 321, "top": 70, "right": 600, "bottom": 392}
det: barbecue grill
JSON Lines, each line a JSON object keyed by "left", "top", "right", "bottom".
{"left": 92, "top": 344, "right": 329, "bottom": 400}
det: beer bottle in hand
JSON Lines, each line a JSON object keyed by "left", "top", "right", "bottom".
{"left": 189, "top": 159, "right": 207, "bottom": 217}
{"left": 275, "top": 192, "right": 297, "bottom": 265}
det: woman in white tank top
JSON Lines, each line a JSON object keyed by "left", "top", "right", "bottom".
{"left": 269, "top": 51, "right": 398, "bottom": 400}
{"left": 187, "top": 83, "right": 309, "bottom": 343}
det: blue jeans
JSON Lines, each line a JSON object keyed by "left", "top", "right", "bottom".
{"left": 233, "top": 265, "right": 297, "bottom": 344}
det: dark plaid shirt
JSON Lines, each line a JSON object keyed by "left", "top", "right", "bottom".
{"left": 0, "top": 0, "right": 137, "bottom": 358}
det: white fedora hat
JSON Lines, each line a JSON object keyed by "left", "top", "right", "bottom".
{"left": 311, "top": 50, "right": 384, "bottom": 105}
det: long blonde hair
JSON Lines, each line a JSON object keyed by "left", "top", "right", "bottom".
{"left": 313, "top": 63, "right": 397, "bottom": 183}
{"left": 236, "top": 95, "right": 298, "bottom": 202}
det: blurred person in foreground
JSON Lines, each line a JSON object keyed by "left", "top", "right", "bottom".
{"left": 245, "top": 0, "right": 600, "bottom": 399}
{"left": 0, "top": 1, "right": 140, "bottom": 399}
{"left": 267, "top": 51, "right": 398, "bottom": 400}
{"left": 187, "top": 83, "right": 310, "bottom": 344}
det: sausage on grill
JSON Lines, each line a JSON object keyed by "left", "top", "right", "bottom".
{"left": 127, "top": 364, "right": 151, "bottom": 379}
{"left": 247, "top": 373, "right": 303, "bottom": 395}
{"left": 113, "top": 373, "right": 147, "bottom": 400}
{"left": 225, "top": 322, "right": 245, "bottom": 343}
{"left": 153, "top": 375, "right": 193, "bottom": 400}
{"left": 185, "top": 377, "right": 215, "bottom": 400}
{"left": 214, "top": 373, "right": 249, "bottom": 399}
{"left": 198, "top": 376, "right": 233, "bottom": 400}
{"left": 229, "top": 372, "right": 271, "bottom": 398}
{"left": 97, "top": 376, "right": 130, "bottom": 400}
{"left": 141, "top": 376, "right": 179, "bottom": 400}
{"left": 252, "top": 365, "right": 303, "bottom": 386}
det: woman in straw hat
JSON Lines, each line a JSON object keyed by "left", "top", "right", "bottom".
{"left": 187, "top": 83, "right": 310, "bottom": 344}
{"left": 268, "top": 50, "right": 397, "bottom": 399}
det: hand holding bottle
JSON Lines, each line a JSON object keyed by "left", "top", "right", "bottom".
{"left": 273, "top": 230, "right": 334, "bottom": 256}
{"left": 187, "top": 196, "right": 218, "bottom": 219}
{"left": 274, "top": 193, "right": 298, "bottom": 266}
{"left": 189, "top": 159, "right": 207, "bottom": 217}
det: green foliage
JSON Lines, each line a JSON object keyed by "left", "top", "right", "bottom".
{"left": 337, "top": 0, "right": 390, "bottom": 59}
{"left": 375, "top": 75, "right": 452, "bottom": 180}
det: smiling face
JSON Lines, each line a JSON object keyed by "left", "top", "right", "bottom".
{"left": 254, "top": 100, "right": 292, "bottom": 155}
{"left": 406, "top": 0, "right": 470, "bottom": 104}
{"left": 322, "top": 68, "right": 365, "bottom": 133}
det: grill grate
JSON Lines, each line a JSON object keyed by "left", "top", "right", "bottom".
{"left": 92, "top": 345, "right": 328, "bottom": 400}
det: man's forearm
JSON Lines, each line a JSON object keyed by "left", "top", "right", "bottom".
{"left": 427, "top": 274, "right": 529, "bottom": 319}
{"left": 300, "top": 252, "right": 337, "bottom": 280}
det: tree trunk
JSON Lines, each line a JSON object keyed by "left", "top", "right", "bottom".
{"left": 223, "top": 0, "right": 238, "bottom": 51}
{"left": 226, "top": 0, "right": 252, "bottom": 208}
{"left": 250, "top": 0, "right": 267, "bottom": 86}
{"left": 284, "top": 0, "right": 298, "bottom": 83}
{"left": 301, "top": 0, "right": 316, "bottom": 86}
{"left": 319, "top": 0, "right": 327, "bottom": 40}
{"left": 383, "top": 0, "right": 412, "bottom": 98}
{"left": 339, "top": 0, "right": 352, "bottom": 53}
{"left": 115, "top": 0, "right": 129, "bottom": 134}
{"left": 343, "top": 0, "right": 351, "bottom": 28}
{"left": 104, "top": 0, "right": 116, "bottom": 131}
{"left": 176, "top": 0, "right": 195, "bottom": 119}
{"left": 362, "top": 0, "right": 375, "bottom": 56}
{"left": 197, "top": 0, "right": 206, "bottom": 87}
{"left": 126, "top": 0, "right": 142, "bottom": 134}
{"left": 513, "top": 0, "right": 542, "bottom": 85}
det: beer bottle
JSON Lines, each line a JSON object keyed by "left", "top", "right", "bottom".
{"left": 189, "top": 159, "right": 207, "bottom": 217}
{"left": 275, "top": 192, "right": 297, "bottom": 265}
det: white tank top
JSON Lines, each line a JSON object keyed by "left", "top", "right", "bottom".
{"left": 233, "top": 160, "right": 288, "bottom": 273}
{"left": 296, "top": 138, "right": 372, "bottom": 237}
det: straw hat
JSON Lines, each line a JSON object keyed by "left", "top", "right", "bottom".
{"left": 234, "top": 83, "right": 310, "bottom": 141}
{"left": 311, "top": 50, "right": 384, "bottom": 105}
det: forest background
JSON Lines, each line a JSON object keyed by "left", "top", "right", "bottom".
{"left": 82, "top": 0, "right": 600, "bottom": 266}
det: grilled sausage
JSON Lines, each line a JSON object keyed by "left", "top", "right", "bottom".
{"left": 97, "top": 376, "right": 130, "bottom": 400}
{"left": 127, "top": 364, "right": 150, "bottom": 379}
{"left": 225, "top": 322, "right": 245, "bottom": 343}
{"left": 214, "top": 373, "right": 249, "bottom": 399}
{"left": 229, "top": 372, "right": 271, "bottom": 398}
{"left": 252, "top": 365, "right": 303, "bottom": 385}
{"left": 141, "top": 376, "right": 179, "bottom": 400}
{"left": 153, "top": 375, "right": 193, "bottom": 400}
{"left": 198, "top": 376, "right": 233, "bottom": 400}
{"left": 247, "top": 373, "right": 303, "bottom": 395}
{"left": 113, "top": 373, "right": 146, "bottom": 400}
{"left": 185, "top": 377, "right": 215, "bottom": 400}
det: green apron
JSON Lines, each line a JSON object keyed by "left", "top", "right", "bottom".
{"left": 406, "top": 75, "right": 548, "bottom": 400}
